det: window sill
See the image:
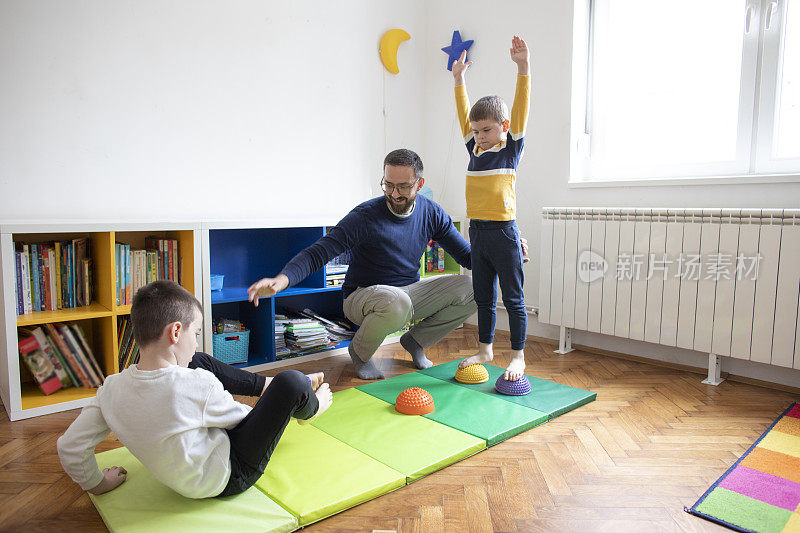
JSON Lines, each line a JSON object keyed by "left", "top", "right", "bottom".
{"left": 568, "top": 173, "right": 800, "bottom": 188}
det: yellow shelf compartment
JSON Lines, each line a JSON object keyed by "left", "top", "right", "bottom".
{"left": 20, "top": 382, "right": 98, "bottom": 410}
{"left": 13, "top": 230, "right": 115, "bottom": 322}
{"left": 18, "top": 315, "right": 117, "bottom": 410}
{"left": 112, "top": 230, "right": 196, "bottom": 310}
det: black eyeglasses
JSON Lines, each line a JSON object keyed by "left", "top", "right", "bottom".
{"left": 380, "top": 178, "right": 419, "bottom": 194}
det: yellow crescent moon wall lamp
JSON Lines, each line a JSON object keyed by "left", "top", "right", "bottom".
{"left": 380, "top": 29, "right": 411, "bottom": 74}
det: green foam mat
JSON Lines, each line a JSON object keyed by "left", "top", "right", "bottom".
{"left": 89, "top": 447, "right": 298, "bottom": 533}
{"left": 419, "top": 360, "right": 597, "bottom": 419}
{"left": 254, "top": 421, "right": 405, "bottom": 526}
{"left": 311, "top": 388, "right": 486, "bottom": 482}
{"left": 357, "top": 372, "right": 548, "bottom": 446}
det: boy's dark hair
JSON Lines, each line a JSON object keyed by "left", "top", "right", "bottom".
{"left": 383, "top": 148, "right": 423, "bottom": 179}
{"left": 131, "top": 280, "right": 202, "bottom": 347}
{"left": 469, "top": 95, "right": 509, "bottom": 125}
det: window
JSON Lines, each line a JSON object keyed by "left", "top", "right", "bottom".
{"left": 571, "top": 0, "right": 800, "bottom": 182}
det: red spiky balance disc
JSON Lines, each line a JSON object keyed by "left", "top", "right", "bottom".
{"left": 395, "top": 387, "right": 435, "bottom": 415}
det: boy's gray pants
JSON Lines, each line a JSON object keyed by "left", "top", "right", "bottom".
{"left": 342, "top": 274, "right": 477, "bottom": 362}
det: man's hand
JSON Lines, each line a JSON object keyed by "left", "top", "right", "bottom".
{"left": 520, "top": 236, "right": 530, "bottom": 264}
{"left": 452, "top": 50, "right": 473, "bottom": 86}
{"left": 247, "top": 274, "right": 289, "bottom": 307}
{"left": 510, "top": 35, "right": 530, "bottom": 76}
{"left": 88, "top": 466, "right": 127, "bottom": 495}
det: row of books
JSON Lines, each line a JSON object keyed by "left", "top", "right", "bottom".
{"left": 14, "top": 238, "right": 93, "bottom": 316}
{"left": 275, "top": 321, "right": 289, "bottom": 359}
{"left": 326, "top": 264, "right": 348, "bottom": 287}
{"left": 18, "top": 323, "right": 104, "bottom": 395}
{"left": 425, "top": 240, "right": 446, "bottom": 273}
{"left": 274, "top": 309, "right": 355, "bottom": 360}
{"left": 117, "top": 317, "right": 140, "bottom": 371}
{"left": 115, "top": 238, "right": 180, "bottom": 306}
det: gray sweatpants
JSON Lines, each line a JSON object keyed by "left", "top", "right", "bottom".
{"left": 342, "top": 274, "right": 477, "bottom": 362}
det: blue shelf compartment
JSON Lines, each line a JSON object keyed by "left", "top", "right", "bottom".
{"left": 209, "top": 225, "right": 347, "bottom": 368}
{"left": 209, "top": 227, "right": 326, "bottom": 294}
{"left": 211, "top": 297, "right": 277, "bottom": 366}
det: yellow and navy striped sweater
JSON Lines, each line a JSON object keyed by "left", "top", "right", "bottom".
{"left": 455, "top": 74, "right": 531, "bottom": 221}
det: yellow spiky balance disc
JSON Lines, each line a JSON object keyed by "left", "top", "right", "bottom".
{"left": 454, "top": 363, "right": 489, "bottom": 384}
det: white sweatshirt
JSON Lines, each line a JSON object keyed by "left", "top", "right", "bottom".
{"left": 56, "top": 364, "right": 251, "bottom": 498}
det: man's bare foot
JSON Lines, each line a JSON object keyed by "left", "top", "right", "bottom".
{"left": 298, "top": 383, "right": 333, "bottom": 425}
{"left": 306, "top": 372, "right": 324, "bottom": 390}
{"left": 503, "top": 351, "right": 525, "bottom": 381}
{"left": 459, "top": 343, "right": 494, "bottom": 369}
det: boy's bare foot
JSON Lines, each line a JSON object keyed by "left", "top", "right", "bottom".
{"left": 458, "top": 343, "right": 493, "bottom": 369}
{"left": 306, "top": 372, "right": 324, "bottom": 390}
{"left": 298, "top": 383, "right": 333, "bottom": 425}
{"left": 503, "top": 351, "right": 525, "bottom": 381}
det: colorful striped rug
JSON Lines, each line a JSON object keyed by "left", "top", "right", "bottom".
{"left": 687, "top": 403, "right": 800, "bottom": 533}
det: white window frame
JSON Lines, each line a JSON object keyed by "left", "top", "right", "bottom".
{"left": 569, "top": 0, "right": 800, "bottom": 186}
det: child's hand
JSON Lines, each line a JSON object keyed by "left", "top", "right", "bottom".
{"left": 452, "top": 50, "right": 472, "bottom": 84}
{"left": 510, "top": 36, "right": 530, "bottom": 74}
{"left": 88, "top": 466, "right": 127, "bottom": 495}
{"left": 247, "top": 275, "right": 289, "bottom": 306}
{"left": 520, "top": 236, "right": 530, "bottom": 264}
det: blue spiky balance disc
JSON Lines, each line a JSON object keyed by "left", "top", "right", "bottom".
{"left": 495, "top": 375, "right": 531, "bottom": 396}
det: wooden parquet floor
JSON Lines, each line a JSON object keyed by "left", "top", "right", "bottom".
{"left": 1, "top": 325, "right": 798, "bottom": 532}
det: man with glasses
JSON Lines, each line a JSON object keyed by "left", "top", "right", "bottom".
{"left": 247, "top": 149, "right": 477, "bottom": 380}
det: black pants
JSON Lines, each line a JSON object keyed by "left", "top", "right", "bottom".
{"left": 188, "top": 353, "right": 319, "bottom": 497}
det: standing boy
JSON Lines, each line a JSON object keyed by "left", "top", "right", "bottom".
{"left": 58, "top": 280, "right": 332, "bottom": 498}
{"left": 453, "top": 36, "right": 531, "bottom": 381}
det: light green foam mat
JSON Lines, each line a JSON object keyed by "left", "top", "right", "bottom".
{"left": 356, "top": 372, "right": 548, "bottom": 446}
{"left": 254, "top": 421, "right": 405, "bottom": 527}
{"left": 89, "top": 446, "right": 298, "bottom": 533}
{"left": 419, "top": 360, "right": 597, "bottom": 419}
{"left": 310, "top": 388, "right": 486, "bottom": 482}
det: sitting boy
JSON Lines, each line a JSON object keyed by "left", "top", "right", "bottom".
{"left": 57, "top": 280, "right": 332, "bottom": 498}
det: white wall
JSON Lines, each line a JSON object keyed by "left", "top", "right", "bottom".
{"left": 0, "top": 0, "right": 425, "bottom": 221}
{"left": 421, "top": 0, "right": 800, "bottom": 387}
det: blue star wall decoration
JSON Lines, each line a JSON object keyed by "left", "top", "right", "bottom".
{"left": 441, "top": 30, "right": 474, "bottom": 71}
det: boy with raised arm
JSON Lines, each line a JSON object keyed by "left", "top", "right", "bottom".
{"left": 453, "top": 36, "right": 531, "bottom": 381}
{"left": 57, "top": 280, "right": 332, "bottom": 498}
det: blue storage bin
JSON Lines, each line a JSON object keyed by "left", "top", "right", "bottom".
{"left": 212, "top": 329, "right": 249, "bottom": 364}
{"left": 210, "top": 274, "right": 224, "bottom": 291}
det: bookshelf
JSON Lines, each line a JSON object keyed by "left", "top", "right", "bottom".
{"left": 0, "top": 222, "right": 201, "bottom": 421}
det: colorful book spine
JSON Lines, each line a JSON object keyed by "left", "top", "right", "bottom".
{"left": 43, "top": 248, "right": 52, "bottom": 311}
{"left": 18, "top": 335, "right": 62, "bottom": 395}
{"left": 44, "top": 323, "right": 89, "bottom": 387}
{"left": 38, "top": 245, "right": 46, "bottom": 311}
{"left": 21, "top": 247, "right": 32, "bottom": 315}
{"left": 67, "top": 243, "right": 75, "bottom": 308}
{"left": 14, "top": 251, "right": 23, "bottom": 316}
{"left": 115, "top": 243, "right": 120, "bottom": 306}
{"left": 30, "top": 244, "right": 40, "bottom": 312}
{"left": 58, "top": 324, "right": 100, "bottom": 388}
{"left": 43, "top": 330, "right": 78, "bottom": 388}
{"left": 68, "top": 324, "right": 104, "bottom": 386}
{"left": 54, "top": 241, "right": 63, "bottom": 310}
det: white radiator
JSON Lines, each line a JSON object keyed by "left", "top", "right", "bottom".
{"left": 539, "top": 207, "right": 800, "bottom": 384}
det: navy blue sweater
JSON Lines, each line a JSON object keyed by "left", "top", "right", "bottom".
{"left": 280, "top": 196, "right": 471, "bottom": 297}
